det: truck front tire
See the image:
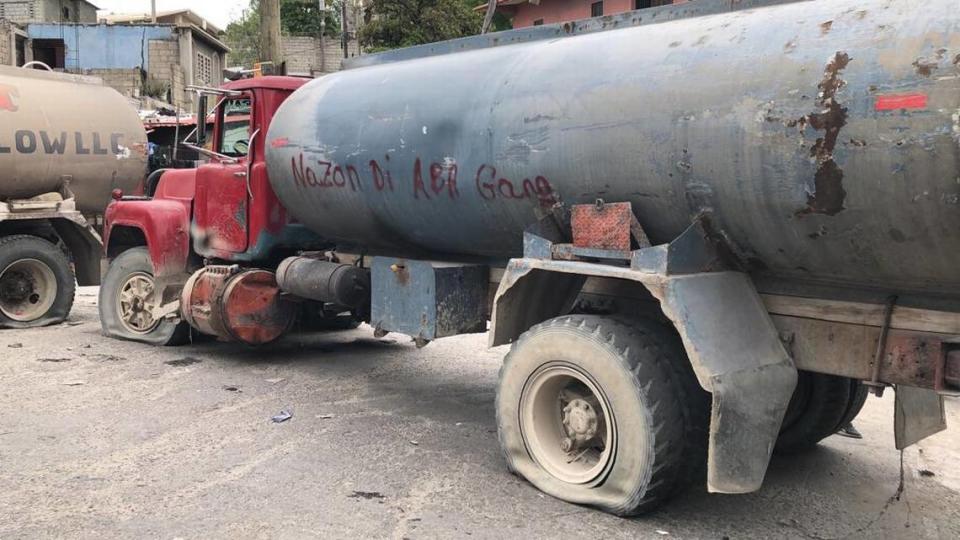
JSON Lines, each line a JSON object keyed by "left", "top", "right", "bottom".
{"left": 496, "top": 315, "right": 708, "bottom": 515}
{"left": 99, "top": 247, "right": 189, "bottom": 346}
{"left": 0, "top": 235, "right": 75, "bottom": 328}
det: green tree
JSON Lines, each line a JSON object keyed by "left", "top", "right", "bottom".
{"left": 359, "top": 0, "right": 484, "bottom": 52}
{"left": 225, "top": 0, "right": 340, "bottom": 68}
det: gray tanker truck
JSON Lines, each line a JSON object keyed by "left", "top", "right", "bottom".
{"left": 101, "top": 0, "right": 960, "bottom": 515}
{"left": 0, "top": 65, "right": 147, "bottom": 327}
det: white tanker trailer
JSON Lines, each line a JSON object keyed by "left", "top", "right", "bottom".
{"left": 0, "top": 65, "right": 147, "bottom": 327}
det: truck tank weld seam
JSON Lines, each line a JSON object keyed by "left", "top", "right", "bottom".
{"left": 796, "top": 51, "right": 851, "bottom": 217}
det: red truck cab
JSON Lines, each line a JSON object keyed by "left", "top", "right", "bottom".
{"left": 100, "top": 76, "right": 328, "bottom": 345}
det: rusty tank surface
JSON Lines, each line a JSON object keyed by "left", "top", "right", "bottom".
{"left": 0, "top": 65, "right": 148, "bottom": 213}
{"left": 266, "top": 0, "right": 960, "bottom": 302}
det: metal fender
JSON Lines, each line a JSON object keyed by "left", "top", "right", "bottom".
{"left": 104, "top": 198, "right": 192, "bottom": 277}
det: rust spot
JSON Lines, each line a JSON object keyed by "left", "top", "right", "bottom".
{"left": 855, "top": 10, "right": 867, "bottom": 19}
{"left": 913, "top": 58, "right": 938, "bottom": 77}
{"left": 392, "top": 262, "right": 410, "bottom": 286}
{"left": 847, "top": 138, "right": 866, "bottom": 147}
{"left": 819, "top": 20, "right": 833, "bottom": 35}
{"left": 796, "top": 52, "right": 851, "bottom": 217}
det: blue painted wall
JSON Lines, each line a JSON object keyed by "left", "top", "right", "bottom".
{"left": 27, "top": 24, "right": 176, "bottom": 70}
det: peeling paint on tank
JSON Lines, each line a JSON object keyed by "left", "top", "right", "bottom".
{"left": 913, "top": 57, "right": 939, "bottom": 77}
{"left": 796, "top": 51, "right": 851, "bottom": 217}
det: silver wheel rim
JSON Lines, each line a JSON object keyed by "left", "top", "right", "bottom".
{"left": 519, "top": 362, "right": 616, "bottom": 485}
{"left": 117, "top": 272, "right": 160, "bottom": 334}
{"left": 0, "top": 258, "right": 58, "bottom": 322}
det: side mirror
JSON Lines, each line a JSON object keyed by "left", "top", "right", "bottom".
{"left": 197, "top": 94, "right": 209, "bottom": 144}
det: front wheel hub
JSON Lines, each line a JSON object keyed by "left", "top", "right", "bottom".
{"left": 117, "top": 272, "right": 160, "bottom": 334}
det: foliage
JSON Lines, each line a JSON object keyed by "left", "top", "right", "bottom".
{"left": 359, "top": 0, "right": 484, "bottom": 51}
{"left": 141, "top": 76, "right": 171, "bottom": 100}
{"left": 473, "top": 0, "right": 512, "bottom": 34}
{"left": 224, "top": 0, "right": 341, "bottom": 68}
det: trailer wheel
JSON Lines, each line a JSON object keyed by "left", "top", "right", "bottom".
{"left": 0, "top": 235, "right": 75, "bottom": 328}
{"left": 496, "top": 315, "right": 704, "bottom": 515}
{"left": 99, "top": 247, "right": 189, "bottom": 346}
{"left": 834, "top": 379, "right": 869, "bottom": 432}
{"left": 774, "top": 371, "right": 852, "bottom": 454}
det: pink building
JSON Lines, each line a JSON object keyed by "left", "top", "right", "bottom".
{"left": 492, "top": 0, "right": 687, "bottom": 28}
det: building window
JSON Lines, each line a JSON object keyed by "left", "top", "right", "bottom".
{"left": 196, "top": 52, "right": 212, "bottom": 85}
{"left": 533, "top": 19, "right": 544, "bottom": 26}
{"left": 636, "top": 0, "right": 672, "bottom": 9}
{"left": 591, "top": 1, "right": 603, "bottom": 17}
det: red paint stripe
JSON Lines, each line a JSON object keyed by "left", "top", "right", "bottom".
{"left": 270, "top": 137, "right": 289, "bottom": 148}
{"left": 875, "top": 93, "right": 928, "bottom": 111}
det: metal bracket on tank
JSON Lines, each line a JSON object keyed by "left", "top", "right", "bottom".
{"left": 492, "top": 208, "right": 798, "bottom": 494}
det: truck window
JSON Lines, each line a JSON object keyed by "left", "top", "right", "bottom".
{"left": 219, "top": 98, "right": 252, "bottom": 157}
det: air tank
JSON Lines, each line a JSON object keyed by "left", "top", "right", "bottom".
{"left": 0, "top": 65, "right": 147, "bottom": 214}
{"left": 266, "top": 0, "right": 960, "bottom": 297}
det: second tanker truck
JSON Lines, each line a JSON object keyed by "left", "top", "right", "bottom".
{"left": 99, "top": 0, "right": 960, "bottom": 515}
{"left": 0, "top": 65, "right": 147, "bottom": 328}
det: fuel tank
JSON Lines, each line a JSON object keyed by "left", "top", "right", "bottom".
{"left": 0, "top": 66, "right": 148, "bottom": 214}
{"left": 266, "top": 0, "right": 960, "bottom": 297}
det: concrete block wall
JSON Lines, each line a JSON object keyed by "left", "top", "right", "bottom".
{"left": 0, "top": 1, "right": 34, "bottom": 24}
{"left": 283, "top": 35, "right": 361, "bottom": 76}
{"left": 84, "top": 68, "right": 143, "bottom": 99}
{"left": 148, "top": 38, "right": 191, "bottom": 111}
{"left": 0, "top": 19, "right": 12, "bottom": 65}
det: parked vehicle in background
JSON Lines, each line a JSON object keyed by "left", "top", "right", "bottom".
{"left": 0, "top": 64, "right": 147, "bottom": 328}
{"left": 99, "top": 0, "right": 960, "bottom": 516}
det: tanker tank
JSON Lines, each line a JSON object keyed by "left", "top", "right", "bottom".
{"left": 0, "top": 65, "right": 147, "bottom": 328}
{"left": 266, "top": 0, "right": 960, "bottom": 299}
{"left": 0, "top": 65, "right": 148, "bottom": 214}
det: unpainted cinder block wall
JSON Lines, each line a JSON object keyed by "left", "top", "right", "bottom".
{"left": 0, "top": 19, "right": 12, "bottom": 65}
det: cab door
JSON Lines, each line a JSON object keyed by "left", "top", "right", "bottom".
{"left": 194, "top": 95, "right": 254, "bottom": 255}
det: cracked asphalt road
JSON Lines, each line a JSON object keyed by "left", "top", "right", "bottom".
{"left": 1, "top": 287, "right": 958, "bottom": 539}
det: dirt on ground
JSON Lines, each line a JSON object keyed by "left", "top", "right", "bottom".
{"left": 1, "top": 287, "right": 958, "bottom": 539}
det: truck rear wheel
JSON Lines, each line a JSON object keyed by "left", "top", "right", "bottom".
{"left": 775, "top": 371, "right": 858, "bottom": 454}
{"left": 496, "top": 315, "right": 706, "bottom": 515}
{"left": 99, "top": 247, "right": 188, "bottom": 346}
{"left": 0, "top": 235, "right": 75, "bottom": 328}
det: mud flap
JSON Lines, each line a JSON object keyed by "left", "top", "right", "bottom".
{"left": 894, "top": 385, "right": 946, "bottom": 450}
{"left": 655, "top": 272, "right": 797, "bottom": 493}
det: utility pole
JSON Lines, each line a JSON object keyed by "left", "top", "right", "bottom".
{"left": 318, "top": 0, "right": 326, "bottom": 73}
{"left": 260, "top": 0, "right": 283, "bottom": 74}
{"left": 340, "top": 0, "right": 348, "bottom": 59}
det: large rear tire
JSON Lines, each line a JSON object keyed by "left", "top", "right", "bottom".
{"left": 496, "top": 315, "right": 708, "bottom": 515}
{"left": 775, "top": 371, "right": 855, "bottom": 454}
{"left": 0, "top": 235, "right": 75, "bottom": 328}
{"left": 99, "top": 247, "right": 189, "bottom": 345}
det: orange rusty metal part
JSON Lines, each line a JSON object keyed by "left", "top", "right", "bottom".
{"left": 882, "top": 335, "right": 946, "bottom": 390}
{"left": 571, "top": 202, "right": 634, "bottom": 251}
{"left": 181, "top": 266, "right": 294, "bottom": 345}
